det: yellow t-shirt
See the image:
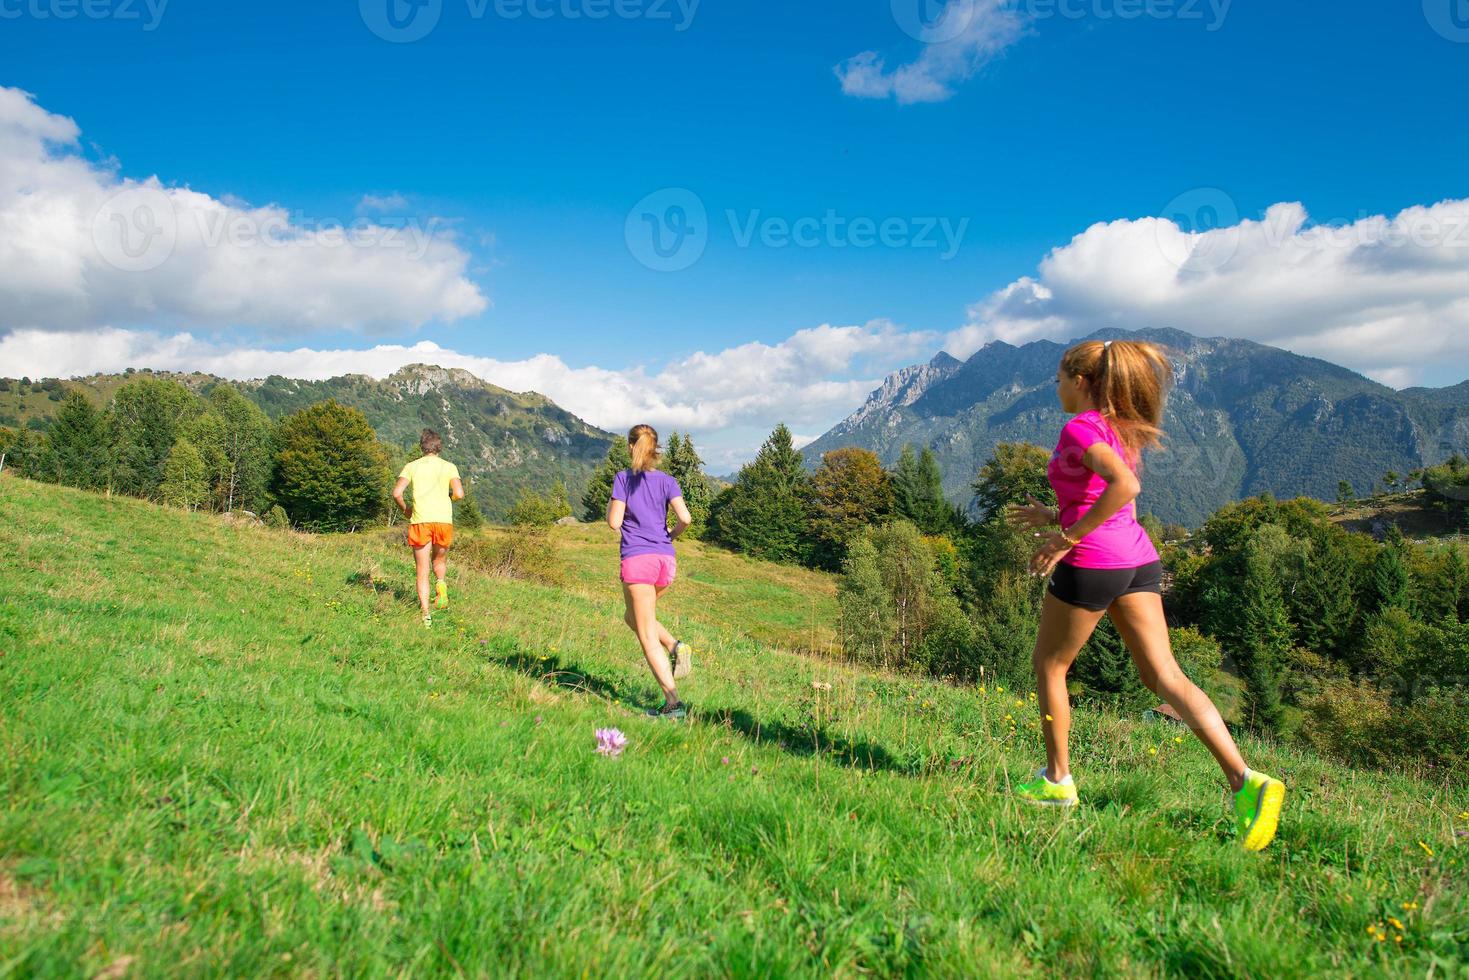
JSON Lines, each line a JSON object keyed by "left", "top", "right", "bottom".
{"left": 400, "top": 455, "right": 460, "bottom": 525}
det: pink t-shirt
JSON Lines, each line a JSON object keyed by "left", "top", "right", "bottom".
{"left": 1047, "top": 410, "right": 1159, "bottom": 569}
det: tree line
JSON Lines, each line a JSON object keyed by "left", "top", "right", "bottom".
{"left": 0, "top": 377, "right": 489, "bottom": 532}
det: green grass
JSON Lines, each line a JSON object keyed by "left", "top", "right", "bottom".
{"left": 1, "top": 476, "right": 1465, "bottom": 977}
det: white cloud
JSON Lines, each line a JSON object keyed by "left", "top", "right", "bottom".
{"left": 0, "top": 319, "right": 932, "bottom": 469}
{"left": 836, "top": 0, "right": 1028, "bottom": 105}
{"left": 0, "top": 87, "right": 486, "bottom": 336}
{"left": 358, "top": 193, "right": 411, "bottom": 213}
{"left": 945, "top": 198, "right": 1469, "bottom": 387}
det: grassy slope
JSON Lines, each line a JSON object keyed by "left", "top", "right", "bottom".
{"left": 0, "top": 477, "right": 1465, "bottom": 978}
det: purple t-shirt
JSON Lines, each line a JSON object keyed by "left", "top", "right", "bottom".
{"left": 611, "top": 468, "right": 683, "bottom": 559}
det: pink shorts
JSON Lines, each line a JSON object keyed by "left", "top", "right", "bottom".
{"left": 620, "top": 554, "right": 677, "bottom": 588}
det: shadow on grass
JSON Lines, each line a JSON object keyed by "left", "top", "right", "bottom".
{"left": 714, "top": 707, "right": 917, "bottom": 776}
{"left": 346, "top": 571, "right": 418, "bottom": 608}
{"left": 481, "top": 639, "right": 653, "bottom": 712}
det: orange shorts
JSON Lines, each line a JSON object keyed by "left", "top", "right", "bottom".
{"left": 406, "top": 523, "right": 454, "bottom": 549}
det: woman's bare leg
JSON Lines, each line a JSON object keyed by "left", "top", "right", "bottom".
{"left": 624, "top": 583, "right": 677, "bottom": 701}
{"left": 1033, "top": 592, "right": 1108, "bottom": 781}
{"left": 1109, "top": 591, "right": 1248, "bottom": 792}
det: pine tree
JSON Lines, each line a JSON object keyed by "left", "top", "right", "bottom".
{"left": 892, "top": 445, "right": 922, "bottom": 524}
{"left": 1360, "top": 532, "right": 1412, "bottom": 619}
{"left": 582, "top": 439, "right": 632, "bottom": 521}
{"left": 893, "top": 445, "right": 955, "bottom": 535}
{"left": 160, "top": 439, "right": 209, "bottom": 510}
{"left": 43, "top": 391, "right": 109, "bottom": 490}
{"left": 1291, "top": 529, "right": 1360, "bottom": 663}
{"left": 111, "top": 378, "right": 203, "bottom": 499}
{"left": 271, "top": 400, "right": 391, "bottom": 532}
{"left": 664, "top": 432, "right": 713, "bottom": 537}
{"left": 706, "top": 424, "right": 813, "bottom": 564}
{"left": 1236, "top": 543, "right": 1292, "bottom": 733}
{"left": 0, "top": 427, "right": 46, "bottom": 479}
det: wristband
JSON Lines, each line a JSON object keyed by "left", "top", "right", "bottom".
{"left": 1059, "top": 527, "right": 1081, "bottom": 547}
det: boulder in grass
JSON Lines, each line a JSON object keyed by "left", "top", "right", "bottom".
{"left": 555, "top": 515, "right": 581, "bottom": 526}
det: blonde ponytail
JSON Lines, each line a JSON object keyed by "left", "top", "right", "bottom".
{"left": 628, "top": 424, "right": 661, "bottom": 473}
{"left": 1059, "top": 339, "right": 1174, "bottom": 464}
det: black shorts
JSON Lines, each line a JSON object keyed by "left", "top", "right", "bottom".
{"left": 1047, "top": 560, "right": 1162, "bottom": 612}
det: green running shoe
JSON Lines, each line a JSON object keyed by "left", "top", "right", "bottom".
{"left": 434, "top": 579, "right": 449, "bottom": 610}
{"left": 647, "top": 700, "right": 687, "bottom": 721}
{"left": 1014, "top": 768, "right": 1078, "bottom": 808}
{"left": 422, "top": 614, "right": 433, "bottom": 629}
{"left": 671, "top": 640, "right": 693, "bottom": 680}
{"left": 1233, "top": 768, "right": 1285, "bottom": 851}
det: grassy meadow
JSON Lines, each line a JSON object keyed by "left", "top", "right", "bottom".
{"left": 1, "top": 475, "right": 1466, "bottom": 977}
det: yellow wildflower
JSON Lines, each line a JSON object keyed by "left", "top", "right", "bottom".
{"left": 1418, "top": 841, "right": 1435, "bottom": 857}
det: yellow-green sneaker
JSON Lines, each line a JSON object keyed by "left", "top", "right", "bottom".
{"left": 671, "top": 640, "right": 693, "bottom": 680}
{"left": 434, "top": 579, "right": 449, "bottom": 610}
{"left": 1233, "top": 768, "right": 1285, "bottom": 851}
{"left": 1014, "top": 768, "right": 1078, "bottom": 808}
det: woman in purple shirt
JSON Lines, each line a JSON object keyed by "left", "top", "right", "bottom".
{"left": 1006, "top": 339, "right": 1284, "bottom": 851}
{"left": 607, "top": 424, "right": 696, "bottom": 719}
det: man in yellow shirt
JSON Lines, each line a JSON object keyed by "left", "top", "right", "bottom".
{"left": 392, "top": 429, "right": 465, "bottom": 627}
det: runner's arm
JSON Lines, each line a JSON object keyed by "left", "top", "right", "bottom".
{"left": 392, "top": 477, "right": 412, "bottom": 519}
{"left": 451, "top": 477, "right": 465, "bottom": 501}
{"left": 607, "top": 498, "right": 626, "bottom": 532}
{"left": 668, "top": 496, "right": 692, "bottom": 540}
{"left": 1062, "top": 442, "right": 1140, "bottom": 542}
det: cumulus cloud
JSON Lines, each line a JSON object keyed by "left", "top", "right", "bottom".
{"left": 0, "top": 86, "right": 486, "bottom": 335}
{"left": 0, "top": 320, "right": 933, "bottom": 469}
{"left": 836, "top": 0, "right": 1028, "bottom": 104}
{"left": 944, "top": 198, "right": 1469, "bottom": 387}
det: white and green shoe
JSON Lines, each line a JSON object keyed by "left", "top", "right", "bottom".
{"left": 671, "top": 640, "right": 694, "bottom": 680}
{"left": 1014, "top": 768, "right": 1078, "bottom": 808}
{"left": 1233, "top": 768, "right": 1285, "bottom": 851}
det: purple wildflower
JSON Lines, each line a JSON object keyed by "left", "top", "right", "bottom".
{"left": 595, "top": 727, "right": 628, "bottom": 757}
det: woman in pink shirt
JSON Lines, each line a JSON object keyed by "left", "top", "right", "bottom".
{"left": 1006, "top": 339, "right": 1285, "bottom": 851}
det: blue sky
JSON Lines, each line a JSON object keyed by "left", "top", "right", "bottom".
{"left": 1, "top": 0, "right": 1467, "bottom": 465}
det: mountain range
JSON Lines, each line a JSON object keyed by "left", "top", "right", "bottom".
{"left": 801, "top": 327, "right": 1469, "bottom": 527}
